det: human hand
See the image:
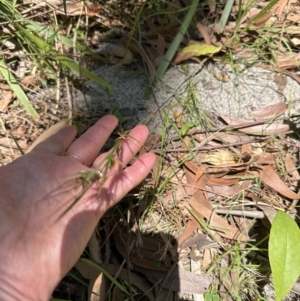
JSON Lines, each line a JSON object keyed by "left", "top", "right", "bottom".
{"left": 0, "top": 115, "right": 156, "bottom": 301}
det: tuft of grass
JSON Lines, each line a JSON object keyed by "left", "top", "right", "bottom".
{"left": 0, "top": 0, "right": 110, "bottom": 117}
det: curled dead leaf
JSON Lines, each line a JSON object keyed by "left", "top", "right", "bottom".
{"left": 203, "top": 152, "right": 238, "bottom": 165}
{"left": 259, "top": 165, "right": 300, "bottom": 200}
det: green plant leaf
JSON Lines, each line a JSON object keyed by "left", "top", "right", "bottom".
{"left": 144, "top": 0, "right": 200, "bottom": 98}
{"left": 181, "top": 121, "right": 198, "bottom": 136}
{"left": 269, "top": 211, "right": 300, "bottom": 301}
{"left": 54, "top": 55, "right": 111, "bottom": 90}
{"left": 16, "top": 24, "right": 111, "bottom": 90}
{"left": 0, "top": 59, "right": 38, "bottom": 118}
{"left": 217, "top": 0, "right": 235, "bottom": 32}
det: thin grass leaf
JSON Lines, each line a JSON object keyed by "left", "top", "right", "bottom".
{"left": 67, "top": 271, "right": 89, "bottom": 287}
{"left": 0, "top": 59, "right": 38, "bottom": 118}
{"left": 217, "top": 0, "right": 235, "bottom": 32}
{"left": 24, "top": 21, "right": 96, "bottom": 56}
{"left": 63, "top": 0, "right": 67, "bottom": 14}
{"left": 55, "top": 55, "right": 111, "bottom": 90}
{"left": 82, "top": 258, "right": 129, "bottom": 294}
{"left": 9, "top": 131, "right": 25, "bottom": 155}
{"left": 16, "top": 24, "right": 52, "bottom": 52}
{"left": 248, "top": 0, "right": 280, "bottom": 25}
{"left": 16, "top": 24, "right": 111, "bottom": 90}
{"left": 144, "top": 0, "right": 200, "bottom": 98}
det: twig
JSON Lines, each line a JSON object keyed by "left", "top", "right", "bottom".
{"left": 215, "top": 208, "right": 265, "bottom": 219}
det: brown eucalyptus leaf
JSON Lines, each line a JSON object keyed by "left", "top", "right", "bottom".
{"left": 185, "top": 167, "right": 211, "bottom": 211}
{"left": 238, "top": 123, "right": 289, "bottom": 135}
{"left": 252, "top": 10, "right": 272, "bottom": 27}
{"left": 178, "top": 218, "right": 199, "bottom": 246}
{"left": 173, "top": 51, "right": 196, "bottom": 64}
{"left": 207, "top": 177, "right": 238, "bottom": 186}
{"left": 259, "top": 165, "right": 300, "bottom": 199}
{"left": 90, "top": 273, "right": 105, "bottom": 301}
{"left": 276, "top": 0, "right": 288, "bottom": 16}
{"left": 188, "top": 197, "right": 248, "bottom": 241}
{"left": 285, "top": 153, "right": 299, "bottom": 178}
{"left": 214, "top": 132, "right": 249, "bottom": 143}
{"left": 196, "top": 22, "right": 211, "bottom": 44}
{"left": 215, "top": 113, "right": 252, "bottom": 126}
{"left": 251, "top": 103, "right": 287, "bottom": 119}
{"left": 211, "top": 180, "right": 251, "bottom": 197}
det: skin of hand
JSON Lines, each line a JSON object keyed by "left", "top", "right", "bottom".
{"left": 0, "top": 115, "right": 156, "bottom": 301}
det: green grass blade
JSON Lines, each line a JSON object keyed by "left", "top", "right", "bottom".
{"left": 81, "top": 258, "right": 129, "bottom": 294}
{"left": 16, "top": 24, "right": 111, "bottom": 90}
{"left": 145, "top": 0, "right": 200, "bottom": 98}
{"left": 0, "top": 59, "right": 38, "bottom": 118}
{"left": 55, "top": 55, "right": 111, "bottom": 90}
{"left": 217, "top": 0, "right": 235, "bottom": 32}
{"left": 9, "top": 131, "right": 25, "bottom": 155}
{"left": 24, "top": 21, "right": 96, "bottom": 56}
{"left": 249, "top": 0, "right": 280, "bottom": 24}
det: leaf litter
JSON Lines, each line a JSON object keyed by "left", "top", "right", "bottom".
{"left": 75, "top": 102, "right": 300, "bottom": 301}
{"left": 133, "top": 102, "right": 300, "bottom": 300}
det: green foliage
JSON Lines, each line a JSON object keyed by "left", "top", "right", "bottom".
{"left": 0, "top": 59, "right": 38, "bottom": 118}
{"left": 269, "top": 211, "right": 300, "bottom": 301}
{"left": 204, "top": 287, "right": 220, "bottom": 301}
{"left": 217, "top": 0, "right": 235, "bottom": 32}
{"left": 144, "top": 0, "right": 200, "bottom": 98}
{"left": 0, "top": 0, "right": 110, "bottom": 117}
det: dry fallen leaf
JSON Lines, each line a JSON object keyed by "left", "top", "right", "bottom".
{"left": 196, "top": 22, "right": 211, "bottom": 45}
{"left": 90, "top": 273, "right": 106, "bottom": 301}
{"left": 203, "top": 152, "right": 238, "bottom": 165}
{"left": 178, "top": 218, "right": 199, "bottom": 246}
{"left": 251, "top": 103, "right": 287, "bottom": 119}
{"left": 188, "top": 197, "right": 248, "bottom": 241}
{"left": 238, "top": 123, "right": 289, "bottom": 135}
{"left": 285, "top": 153, "right": 299, "bottom": 179}
{"left": 276, "top": 0, "right": 288, "bottom": 16}
{"left": 0, "top": 83, "right": 14, "bottom": 111}
{"left": 259, "top": 165, "right": 300, "bottom": 200}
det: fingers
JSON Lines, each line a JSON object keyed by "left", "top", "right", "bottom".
{"left": 66, "top": 115, "right": 118, "bottom": 166}
{"left": 93, "top": 125, "right": 149, "bottom": 175}
{"left": 95, "top": 152, "right": 156, "bottom": 214}
{"left": 31, "top": 126, "right": 77, "bottom": 155}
